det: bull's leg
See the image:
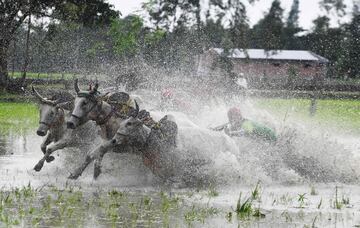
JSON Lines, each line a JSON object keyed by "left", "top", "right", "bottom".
{"left": 34, "top": 140, "right": 69, "bottom": 172}
{"left": 40, "top": 134, "right": 51, "bottom": 154}
{"left": 69, "top": 140, "right": 114, "bottom": 180}
{"left": 40, "top": 134, "right": 54, "bottom": 163}
{"left": 93, "top": 140, "right": 116, "bottom": 179}
{"left": 68, "top": 155, "right": 93, "bottom": 179}
{"left": 46, "top": 140, "right": 69, "bottom": 154}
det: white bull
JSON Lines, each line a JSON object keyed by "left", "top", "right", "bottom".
{"left": 32, "top": 87, "right": 99, "bottom": 172}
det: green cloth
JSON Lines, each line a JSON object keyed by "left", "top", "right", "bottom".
{"left": 240, "top": 119, "right": 277, "bottom": 141}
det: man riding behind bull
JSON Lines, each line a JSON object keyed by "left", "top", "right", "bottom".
{"left": 212, "top": 107, "right": 277, "bottom": 141}
{"left": 105, "top": 91, "right": 159, "bottom": 129}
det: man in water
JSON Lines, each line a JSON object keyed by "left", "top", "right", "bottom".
{"left": 212, "top": 107, "right": 277, "bottom": 141}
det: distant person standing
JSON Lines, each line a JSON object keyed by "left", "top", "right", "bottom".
{"left": 212, "top": 107, "right": 277, "bottom": 141}
{"left": 235, "top": 73, "right": 248, "bottom": 89}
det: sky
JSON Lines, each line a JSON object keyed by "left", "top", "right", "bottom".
{"left": 108, "top": 0, "right": 353, "bottom": 31}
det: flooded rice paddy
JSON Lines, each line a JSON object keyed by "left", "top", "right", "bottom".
{"left": 0, "top": 98, "right": 359, "bottom": 227}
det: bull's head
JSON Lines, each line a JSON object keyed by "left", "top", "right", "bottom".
{"left": 32, "top": 86, "right": 69, "bottom": 136}
{"left": 112, "top": 101, "right": 150, "bottom": 147}
{"left": 67, "top": 79, "right": 100, "bottom": 129}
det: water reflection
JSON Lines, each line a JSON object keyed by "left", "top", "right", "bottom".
{"left": 0, "top": 102, "right": 39, "bottom": 156}
{"left": 0, "top": 132, "right": 40, "bottom": 156}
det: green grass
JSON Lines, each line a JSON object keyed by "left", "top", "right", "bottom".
{"left": 0, "top": 92, "right": 23, "bottom": 101}
{"left": 1, "top": 98, "right": 359, "bottom": 135}
{"left": 331, "top": 77, "right": 360, "bottom": 84}
{"left": 255, "top": 98, "right": 360, "bottom": 134}
{"left": 9, "top": 71, "right": 76, "bottom": 80}
{"left": 0, "top": 102, "right": 38, "bottom": 134}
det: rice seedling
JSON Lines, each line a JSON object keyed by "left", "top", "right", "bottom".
{"left": 281, "top": 211, "right": 293, "bottom": 223}
{"left": 297, "top": 193, "right": 307, "bottom": 208}
{"left": 207, "top": 185, "right": 219, "bottom": 198}
{"left": 251, "top": 181, "right": 261, "bottom": 201}
{"left": 160, "top": 192, "right": 181, "bottom": 227}
{"left": 129, "top": 202, "right": 140, "bottom": 226}
{"left": 108, "top": 190, "right": 125, "bottom": 199}
{"left": 106, "top": 201, "right": 120, "bottom": 226}
{"left": 225, "top": 211, "right": 232, "bottom": 223}
{"left": 235, "top": 193, "right": 253, "bottom": 219}
{"left": 184, "top": 205, "right": 198, "bottom": 225}
{"left": 342, "top": 195, "right": 350, "bottom": 205}
{"left": 143, "top": 195, "right": 152, "bottom": 211}
{"left": 310, "top": 186, "right": 317, "bottom": 195}
{"left": 312, "top": 215, "right": 318, "bottom": 228}
{"left": 272, "top": 199, "right": 277, "bottom": 206}
{"left": 253, "top": 206, "right": 265, "bottom": 219}
{"left": 333, "top": 186, "right": 343, "bottom": 210}
{"left": 184, "top": 204, "right": 219, "bottom": 225}
{"left": 233, "top": 182, "right": 267, "bottom": 221}
{"left": 317, "top": 198, "right": 322, "bottom": 209}
{"left": 279, "top": 193, "right": 293, "bottom": 205}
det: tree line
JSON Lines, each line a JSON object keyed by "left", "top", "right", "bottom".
{"left": 0, "top": 0, "right": 358, "bottom": 91}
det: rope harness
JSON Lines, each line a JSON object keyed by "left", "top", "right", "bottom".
{"left": 95, "top": 104, "right": 116, "bottom": 126}
{"left": 39, "top": 107, "right": 65, "bottom": 128}
{"left": 73, "top": 92, "right": 115, "bottom": 126}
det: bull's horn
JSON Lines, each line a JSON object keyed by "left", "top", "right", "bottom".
{"left": 32, "top": 86, "right": 56, "bottom": 106}
{"left": 99, "top": 92, "right": 110, "bottom": 99}
{"left": 134, "top": 100, "right": 139, "bottom": 117}
{"left": 74, "top": 79, "right": 80, "bottom": 94}
{"left": 90, "top": 80, "right": 99, "bottom": 95}
{"left": 32, "top": 86, "right": 45, "bottom": 102}
{"left": 56, "top": 101, "right": 74, "bottom": 111}
{"left": 93, "top": 81, "right": 99, "bottom": 92}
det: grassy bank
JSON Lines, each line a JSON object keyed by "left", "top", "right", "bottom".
{"left": 255, "top": 98, "right": 360, "bottom": 134}
{"left": 0, "top": 92, "right": 25, "bottom": 102}
{"left": 0, "top": 102, "right": 37, "bottom": 134}
{"left": 9, "top": 72, "right": 75, "bottom": 80}
{"left": 0, "top": 98, "right": 359, "bottom": 134}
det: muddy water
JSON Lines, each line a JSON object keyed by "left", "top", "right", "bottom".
{"left": 0, "top": 128, "right": 43, "bottom": 186}
{"left": 0, "top": 104, "right": 360, "bottom": 227}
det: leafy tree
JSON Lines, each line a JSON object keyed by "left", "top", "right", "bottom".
{"left": 143, "top": 0, "right": 255, "bottom": 31}
{"left": 143, "top": 0, "right": 201, "bottom": 30}
{"left": 227, "top": 0, "right": 250, "bottom": 48}
{"left": 302, "top": 16, "right": 332, "bottom": 58}
{"left": 342, "top": 3, "right": 360, "bottom": 78}
{"left": 283, "top": 0, "right": 303, "bottom": 49}
{"left": 0, "top": 0, "right": 56, "bottom": 88}
{"left": 251, "top": 0, "right": 285, "bottom": 49}
{"left": 319, "top": 0, "right": 346, "bottom": 16}
{"left": 301, "top": 16, "right": 346, "bottom": 78}
{"left": 0, "top": 0, "right": 118, "bottom": 90}
{"left": 109, "top": 15, "right": 145, "bottom": 57}
{"left": 203, "top": 18, "right": 226, "bottom": 47}
{"left": 54, "top": 0, "right": 119, "bottom": 27}
{"left": 313, "top": 16, "right": 331, "bottom": 33}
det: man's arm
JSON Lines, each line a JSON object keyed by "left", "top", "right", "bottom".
{"left": 209, "top": 123, "right": 228, "bottom": 131}
{"left": 225, "top": 129, "right": 246, "bottom": 137}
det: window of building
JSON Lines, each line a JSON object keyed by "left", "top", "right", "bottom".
{"left": 304, "top": 63, "right": 312, "bottom": 68}
{"left": 272, "top": 62, "right": 281, "bottom": 67}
